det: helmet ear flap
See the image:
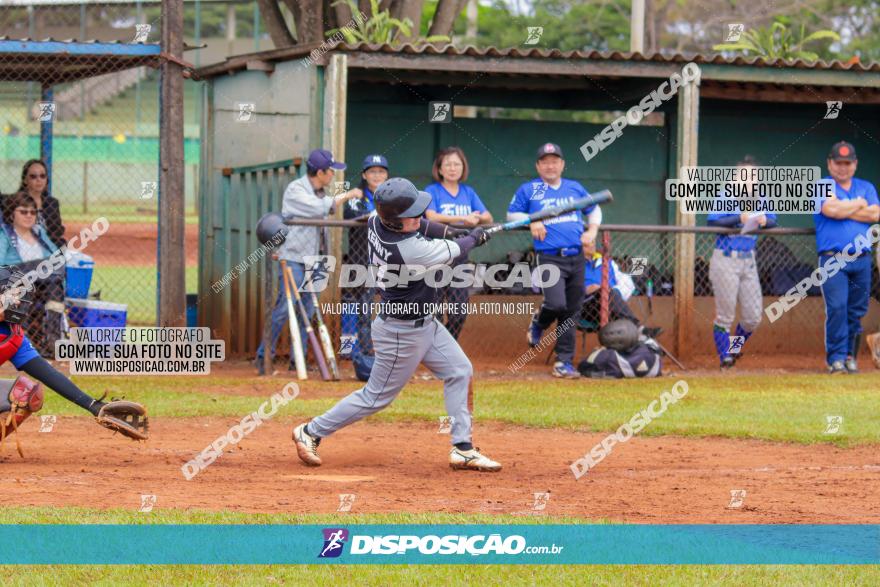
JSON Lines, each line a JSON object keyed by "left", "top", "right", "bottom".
{"left": 379, "top": 217, "right": 403, "bottom": 231}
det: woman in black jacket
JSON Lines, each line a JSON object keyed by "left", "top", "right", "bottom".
{"left": 18, "top": 160, "right": 66, "bottom": 248}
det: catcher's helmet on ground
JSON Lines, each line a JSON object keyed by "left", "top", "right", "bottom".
{"left": 255, "top": 212, "right": 289, "bottom": 248}
{"left": 374, "top": 177, "right": 431, "bottom": 229}
{"left": 598, "top": 318, "right": 640, "bottom": 353}
{"left": 0, "top": 266, "right": 32, "bottom": 324}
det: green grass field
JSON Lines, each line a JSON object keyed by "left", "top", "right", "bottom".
{"left": 13, "top": 372, "right": 879, "bottom": 584}
{"left": 83, "top": 264, "right": 198, "bottom": 325}
{"left": 46, "top": 372, "right": 880, "bottom": 446}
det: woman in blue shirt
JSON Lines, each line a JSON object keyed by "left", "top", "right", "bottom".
{"left": 424, "top": 147, "right": 493, "bottom": 339}
{"left": 707, "top": 156, "right": 777, "bottom": 368}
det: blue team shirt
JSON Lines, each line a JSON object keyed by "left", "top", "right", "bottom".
{"left": 508, "top": 178, "right": 596, "bottom": 252}
{"left": 814, "top": 177, "right": 879, "bottom": 253}
{"left": 0, "top": 323, "right": 39, "bottom": 369}
{"left": 707, "top": 212, "right": 778, "bottom": 252}
{"left": 584, "top": 253, "right": 617, "bottom": 289}
{"left": 425, "top": 183, "right": 487, "bottom": 217}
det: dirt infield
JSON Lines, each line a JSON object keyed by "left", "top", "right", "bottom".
{"left": 2, "top": 417, "right": 878, "bottom": 523}
{"left": 64, "top": 222, "right": 199, "bottom": 267}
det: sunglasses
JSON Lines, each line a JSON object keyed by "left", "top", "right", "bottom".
{"left": 28, "top": 173, "right": 47, "bottom": 179}
{"left": 15, "top": 208, "right": 37, "bottom": 216}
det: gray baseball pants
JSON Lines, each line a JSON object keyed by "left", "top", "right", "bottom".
{"left": 308, "top": 314, "right": 473, "bottom": 445}
{"left": 708, "top": 249, "right": 763, "bottom": 332}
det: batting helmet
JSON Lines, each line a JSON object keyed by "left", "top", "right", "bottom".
{"left": 255, "top": 212, "right": 289, "bottom": 249}
{"left": 0, "top": 266, "right": 32, "bottom": 325}
{"left": 374, "top": 177, "right": 431, "bottom": 230}
{"left": 598, "top": 319, "right": 640, "bottom": 353}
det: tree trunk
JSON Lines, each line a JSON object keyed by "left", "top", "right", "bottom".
{"left": 428, "top": 0, "right": 464, "bottom": 37}
{"left": 398, "top": 0, "right": 425, "bottom": 42}
{"left": 289, "top": 0, "right": 323, "bottom": 44}
{"left": 256, "top": 0, "right": 296, "bottom": 47}
{"left": 333, "top": 0, "right": 353, "bottom": 27}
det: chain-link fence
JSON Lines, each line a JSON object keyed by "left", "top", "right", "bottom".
{"left": 249, "top": 216, "right": 879, "bottom": 371}
{"left": 0, "top": 6, "right": 200, "bottom": 352}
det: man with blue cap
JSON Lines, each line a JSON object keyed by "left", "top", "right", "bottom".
{"left": 256, "top": 148, "right": 357, "bottom": 372}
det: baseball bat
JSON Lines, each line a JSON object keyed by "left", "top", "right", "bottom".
{"left": 299, "top": 271, "right": 341, "bottom": 381}
{"left": 312, "top": 294, "right": 340, "bottom": 380}
{"left": 285, "top": 265, "right": 331, "bottom": 381}
{"left": 486, "top": 189, "right": 613, "bottom": 234}
{"left": 306, "top": 288, "right": 340, "bottom": 381}
{"left": 280, "top": 260, "right": 308, "bottom": 381}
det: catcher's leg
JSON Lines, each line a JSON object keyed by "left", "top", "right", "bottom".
{"left": 18, "top": 357, "right": 148, "bottom": 440}
{"left": 0, "top": 376, "right": 45, "bottom": 458}
{"left": 19, "top": 357, "right": 103, "bottom": 414}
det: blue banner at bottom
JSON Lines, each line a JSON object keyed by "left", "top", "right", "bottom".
{"left": 1, "top": 525, "right": 878, "bottom": 564}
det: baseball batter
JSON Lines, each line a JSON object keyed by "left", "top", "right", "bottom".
{"left": 293, "top": 178, "right": 501, "bottom": 472}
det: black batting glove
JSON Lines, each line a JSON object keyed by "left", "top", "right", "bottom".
{"left": 468, "top": 227, "right": 491, "bottom": 246}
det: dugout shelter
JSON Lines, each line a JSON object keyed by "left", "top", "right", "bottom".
{"left": 196, "top": 43, "right": 880, "bottom": 360}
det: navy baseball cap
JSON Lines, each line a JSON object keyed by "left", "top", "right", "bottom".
{"left": 307, "top": 149, "right": 346, "bottom": 171}
{"left": 362, "top": 154, "right": 388, "bottom": 171}
{"left": 537, "top": 142, "right": 564, "bottom": 160}
{"left": 829, "top": 141, "right": 857, "bottom": 161}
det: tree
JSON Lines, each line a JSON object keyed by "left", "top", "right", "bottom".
{"left": 713, "top": 20, "right": 840, "bottom": 61}
{"left": 258, "top": 0, "right": 462, "bottom": 48}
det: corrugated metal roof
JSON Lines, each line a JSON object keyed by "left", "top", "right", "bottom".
{"left": 196, "top": 41, "right": 880, "bottom": 79}
{"left": 0, "top": 37, "right": 162, "bottom": 83}
{"left": 341, "top": 42, "right": 877, "bottom": 71}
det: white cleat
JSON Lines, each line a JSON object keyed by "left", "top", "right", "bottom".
{"left": 449, "top": 447, "right": 502, "bottom": 472}
{"left": 293, "top": 423, "right": 322, "bottom": 466}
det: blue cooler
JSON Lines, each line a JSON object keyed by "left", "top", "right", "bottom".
{"left": 66, "top": 299, "right": 128, "bottom": 328}
{"left": 66, "top": 253, "right": 94, "bottom": 299}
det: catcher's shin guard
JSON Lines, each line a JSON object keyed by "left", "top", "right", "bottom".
{"left": 0, "top": 376, "right": 44, "bottom": 458}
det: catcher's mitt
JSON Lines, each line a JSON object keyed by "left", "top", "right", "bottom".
{"left": 0, "top": 375, "right": 44, "bottom": 457}
{"left": 96, "top": 399, "right": 149, "bottom": 441}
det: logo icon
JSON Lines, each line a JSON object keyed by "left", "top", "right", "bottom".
{"left": 139, "top": 494, "right": 157, "bottom": 512}
{"left": 302, "top": 255, "right": 337, "bottom": 293}
{"left": 39, "top": 415, "right": 56, "bottom": 433}
{"left": 524, "top": 27, "right": 544, "bottom": 45}
{"left": 337, "top": 494, "right": 356, "bottom": 512}
{"left": 36, "top": 102, "right": 56, "bottom": 122}
{"left": 338, "top": 336, "right": 355, "bottom": 357}
{"left": 532, "top": 492, "right": 550, "bottom": 511}
{"left": 725, "top": 23, "right": 744, "bottom": 42}
{"left": 727, "top": 489, "right": 746, "bottom": 509}
{"left": 727, "top": 335, "right": 745, "bottom": 355}
{"left": 824, "top": 415, "right": 843, "bottom": 434}
{"left": 531, "top": 182, "right": 547, "bottom": 200}
{"left": 236, "top": 102, "right": 256, "bottom": 123}
{"left": 133, "top": 24, "right": 152, "bottom": 43}
{"left": 319, "top": 528, "right": 349, "bottom": 558}
{"left": 140, "top": 181, "right": 158, "bottom": 200}
{"left": 824, "top": 101, "right": 842, "bottom": 120}
{"left": 333, "top": 181, "right": 350, "bottom": 197}
{"left": 629, "top": 257, "right": 648, "bottom": 276}
{"left": 429, "top": 102, "right": 452, "bottom": 124}
{"left": 437, "top": 416, "right": 454, "bottom": 434}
